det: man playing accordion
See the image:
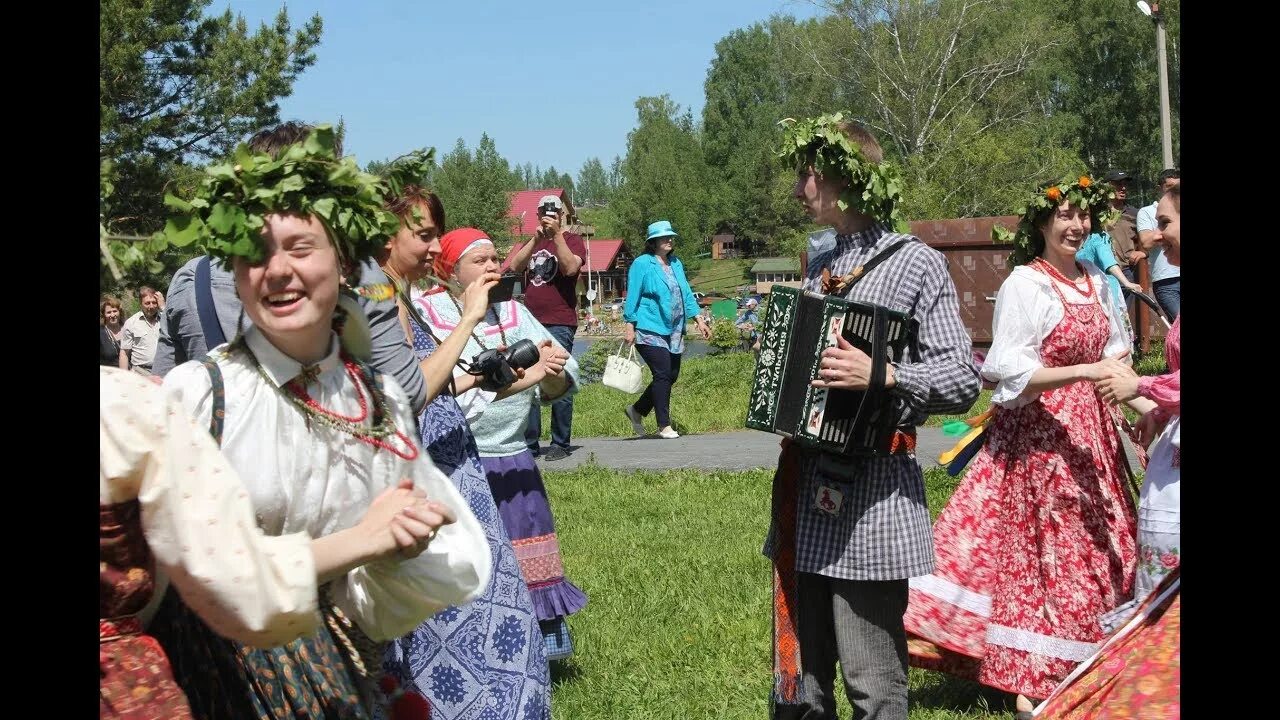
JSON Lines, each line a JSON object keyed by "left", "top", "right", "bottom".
{"left": 764, "top": 114, "right": 981, "bottom": 720}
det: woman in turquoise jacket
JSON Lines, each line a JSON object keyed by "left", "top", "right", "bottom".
{"left": 622, "top": 221, "right": 711, "bottom": 439}
{"left": 1079, "top": 213, "right": 1142, "bottom": 344}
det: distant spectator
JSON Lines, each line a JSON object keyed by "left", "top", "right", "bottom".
{"left": 803, "top": 227, "right": 837, "bottom": 277}
{"left": 1137, "top": 169, "right": 1180, "bottom": 320}
{"left": 622, "top": 220, "right": 711, "bottom": 440}
{"left": 119, "top": 287, "right": 162, "bottom": 375}
{"left": 1078, "top": 208, "right": 1142, "bottom": 345}
{"left": 1102, "top": 171, "right": 1145, "bottom": 297}
{"left": 100, "top": 296, "right": 124, "bottom": 366}
{"left": 735, "top": 297, "right": 761, "bottom": 351}
{"left": 506, "top": 194, "right": 586, "bottom": 462}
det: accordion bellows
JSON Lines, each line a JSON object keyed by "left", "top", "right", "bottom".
{"left": 746, "top": 286, "right": 915, "bottom": 456}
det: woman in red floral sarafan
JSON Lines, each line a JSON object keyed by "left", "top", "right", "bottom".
{"left": 1030, "top": 183, "right": 1183, "bottom": 720}
{"left": 902, "top": 178, "right": 1160, "bottom": 717}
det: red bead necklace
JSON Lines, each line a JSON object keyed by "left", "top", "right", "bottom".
{"left": 246, "top": 346, "right": 419, "bottom": 462}
{"left": 1031, "top": 258, "right": 1102, "bottom": 325}
{"left": 285, "top": 362, "right": 370, "bottom": 424}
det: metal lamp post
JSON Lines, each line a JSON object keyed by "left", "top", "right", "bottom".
{"left": 1137, "top": 1, "right": 1175, "bottom": 169}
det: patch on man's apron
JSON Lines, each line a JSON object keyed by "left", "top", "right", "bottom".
{"left": 815, "top": 485, "right": 843, "bottom": 515}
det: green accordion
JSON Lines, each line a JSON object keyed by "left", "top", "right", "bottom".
{"left": 745, "top": 285, "right": 915, "bottom": 456}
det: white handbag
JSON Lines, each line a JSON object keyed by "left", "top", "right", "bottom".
{"left": 602, "top": 341, "right": 645, "bottom": 394}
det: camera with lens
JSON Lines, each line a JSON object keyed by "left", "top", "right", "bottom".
{"left": 467, "top": 338, "right": 542, "bottom": 391}
{"left": 487, "top": 273, "right": 521, "bottom": 305}
{"left": 538, "top": 202, "right": 561, "bottom": 219}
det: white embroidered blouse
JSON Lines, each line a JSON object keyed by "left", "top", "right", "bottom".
{"left": 413, "top": 295, "right": 580, "bottom": 457}
{"left": 981, "top": 262, "right": 1131, "bottom": 409}
{"left": 162, "top": 327, "right": 492, "bottom": 641}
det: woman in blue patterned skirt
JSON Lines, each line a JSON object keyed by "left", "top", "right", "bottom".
{"left": 378, "top": 186, "right": 550, "bottom": 720}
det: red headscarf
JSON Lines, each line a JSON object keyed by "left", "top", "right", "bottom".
{"left": 434, "top": 228, "right": 493, "bottom": 279}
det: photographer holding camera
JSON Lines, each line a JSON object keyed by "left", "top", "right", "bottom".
{"left": 506, "top": 194, "right": 586, "bottom": 462}
{"left": 414, "top": 227, "right": 588, "bottom": 662}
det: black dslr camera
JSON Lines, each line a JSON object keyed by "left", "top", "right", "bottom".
{"left": 539, "top": 202, "right": 560, "bottom": 219}
{"left": 468, "top": 338, "right": 542, "bottom": 391}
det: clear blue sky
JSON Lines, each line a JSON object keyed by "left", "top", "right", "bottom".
{"left": 222, "top": 0, "right": 818, "bottom": 178}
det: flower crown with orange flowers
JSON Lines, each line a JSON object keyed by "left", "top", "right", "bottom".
{"left": 993, "top": 175, "right": 1119, "bottom": 266}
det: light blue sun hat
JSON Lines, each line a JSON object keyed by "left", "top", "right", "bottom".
{"left": 645, "top": 220, "right": 678, "bottom": 241}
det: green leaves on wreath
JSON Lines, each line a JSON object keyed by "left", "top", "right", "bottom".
{"left": 160, "top": 124, "right": 436, "bottom": 266}
{"left": 776, "top": 112, "right": 905, "bottom": 228}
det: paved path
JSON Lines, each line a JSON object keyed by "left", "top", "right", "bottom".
{"left": 541, "top": 426, "right": 956, "bottom": 472}
{"left": 538, "top": 425, "right": 1142, "bottom": 474}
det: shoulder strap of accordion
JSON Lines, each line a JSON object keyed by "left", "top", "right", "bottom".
{"left": 869, "top": 306, "right": 889, "bottom": 392}
{"left": 834, "top": 238, "right": 912, "bottom": 298}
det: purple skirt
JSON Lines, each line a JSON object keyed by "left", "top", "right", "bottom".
{"left": 480, "top": 450, "right": 588, "bottom": 621}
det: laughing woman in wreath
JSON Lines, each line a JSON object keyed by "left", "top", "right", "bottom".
{"left": 1031, "top": 183, "right": 1183, "bottom": 720}
{"left": 152, "top": 124, "right": 491, "bottom": 720}
{"left": 903, "top": 177, "right": 1157, "bottom": 717}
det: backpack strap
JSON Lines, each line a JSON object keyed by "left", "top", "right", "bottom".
{"left": 194, "top": 256, "right": 227, "bottom": 349}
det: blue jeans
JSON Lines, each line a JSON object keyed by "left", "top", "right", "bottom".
{"left": 1152, "top": 277, "right": 1180, "bottom": 320}
{"left": 526, "top": 324, "right": 576, "bottom": 453}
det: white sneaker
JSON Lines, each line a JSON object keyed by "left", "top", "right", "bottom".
{"left": 658, "top": 427, "right": 680, "bottom": 439}
{"left": 623, "top": 405, "right": 646, "bottom": 435}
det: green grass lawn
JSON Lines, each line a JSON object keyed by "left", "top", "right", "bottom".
{"left": 687, "top": 258, "right": 754, "bottom": 295}
{"left": 537, "top": 351, "right": 758, "bottom": 438}
{"left": 544, "top": 464, "right": 1014, "bottom": 719}
{"left": 1134, "top": 339, "right": 1167, "bottom": 376}
{"left": 923, "top": 390, "right": 991, "bottom": 428}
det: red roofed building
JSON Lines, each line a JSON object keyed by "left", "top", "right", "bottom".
{"left": 507, "top": 189, "right": 577, "bottom": 238}
{"left": 578, "top": 239, "right": 631, "bottom": 302}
